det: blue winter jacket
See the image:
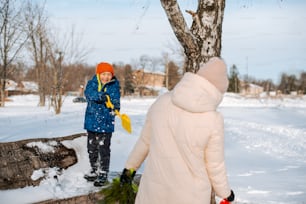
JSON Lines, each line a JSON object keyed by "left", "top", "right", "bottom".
{"left": 84, "top": 75, "right": 120, "bottom": 133}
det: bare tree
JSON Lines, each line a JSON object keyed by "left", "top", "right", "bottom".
{"left": 45, "top": 26, "right": 90, "bottom": 114}
{"left": 278, "top": 73, "right": 299, "bottom": 95}
{"left": 228, "top": 64, "right": 240, "bottom": 93}
{"left": 167, "top": 61, "right": 181, "bottom": 90}
{"left": 137, "top": 55, "right": 150, "bottom": 97}
{"left": 24, "top": 2, "right": 90, "bottom": 109}
{"left": 298, "top": 72, "right": 306, "bottom": 95}
{"left": 0, "top": 0, "right": 28, "bottom": 107}
{"left": 48, "top": 49, "right": 64, "bottom": 114}
{"left": 62, "top": 26, "right": 91, "bottom": 65}
{"left": 123, "top": 64, "right": 134, "bottom": 96}
{"left": 160, "top": 0, "right": 225, "bottom": 73}
{"left": 24, "top": 0, "right": 49, "bottom": 106}
{"left": 162, "top": 52, "right": 170, "bottom": 90}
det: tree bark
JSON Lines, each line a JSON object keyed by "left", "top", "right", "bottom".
{"left": 160, "top": 0, "right": 225, "bottom": 73}
{"left": 0, "top": 133, "right": 83, "bottom": 190}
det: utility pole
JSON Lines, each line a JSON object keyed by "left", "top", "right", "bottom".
{"left": 246, "top": 56, "right": 249, "bottom": 84}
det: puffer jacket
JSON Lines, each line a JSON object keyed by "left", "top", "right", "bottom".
{"left": 125, "top": 72, "right": 231, "bottom": 204}
{"left": 84, "top": 75, "right": 120, "bottom": 133}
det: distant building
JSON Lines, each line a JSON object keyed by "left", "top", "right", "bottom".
{"left": 132, "top": 69, "right": 165, "bottom": 96}
{"left": 5, "top": 79, "right": 38, "bottom": 96}
{"left": 240, "top": 81, "right": 264, "bottom": 97}
{"left": 5, "top": 79, "right": 18, "bottom": 91}
{"left": 18, "top": 81, "right": 38, "bottom": 93}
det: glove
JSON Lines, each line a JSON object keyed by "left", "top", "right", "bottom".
{"left": 120, "top": 168, "right": 136, "bottom": 184}
{"left": 100, "top": 94, "right": 107, "bottom": 102}
{"left": 227, "top": 190, "right": 235, "bottom": 202}
{"left": 220, "top": 190, "right": 235, "bottom": 204}
{"left": 95, "top": 94, "right": 107, "bottom": 104}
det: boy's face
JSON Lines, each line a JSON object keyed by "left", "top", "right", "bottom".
{"left": 99, "top": 72, "right": 112, "bottom": 84}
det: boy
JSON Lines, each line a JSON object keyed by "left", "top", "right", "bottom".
{"left": 83, "top": 62, "right": 120, "bottom": 187}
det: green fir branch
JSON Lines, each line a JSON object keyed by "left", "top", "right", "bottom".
{"left": 99, "top": 177, "right": 138, "bottom": 204}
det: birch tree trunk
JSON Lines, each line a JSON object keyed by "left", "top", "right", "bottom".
{"left": 160, "top": 0, "right": 225, "bottom": 73}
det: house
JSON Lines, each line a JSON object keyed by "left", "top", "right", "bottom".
{"left": 5, "top": 80, "right": 38, "bottom": 96}
{"left": 18, "top": 81, "right": 38, "bottom": 93}
{"left": 240, "top": 81, "right": 264, "bottom": 97}
{"left": 5, "top": 79, "right": 18, "bottom": 91}
{"left": 132, "top": 69, "right": 165, "bottom": 96}
{"left": 3, "top": 79, "right": 18, "bottom": 97}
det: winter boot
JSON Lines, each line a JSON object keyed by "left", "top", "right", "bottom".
{"left": 93, "top": 173, "right": 108, "bottom": 187}
{"left": 84, "top": 169, "right": 98, "bottom": 182}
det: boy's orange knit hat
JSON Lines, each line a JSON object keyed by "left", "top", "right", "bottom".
{"left": 96, "top": 62, "right": 114, "bottom": 76}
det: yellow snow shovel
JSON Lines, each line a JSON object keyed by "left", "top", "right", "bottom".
{"left": 105, "top": 95, "right": 132, "bottom": 134}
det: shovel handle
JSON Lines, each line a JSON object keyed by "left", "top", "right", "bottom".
{"left": 105, "top": 95, "right": 120, "bottom": 116}
{"left": 105, "top": 95, "right": 114, "bottom": 109}
{"left": 114, "top": 109, "right": 120, "bottom": 116}
{"left": 105, "top": 95, "right": 131, "bottom": 133}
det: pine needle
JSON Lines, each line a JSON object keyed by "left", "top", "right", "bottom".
{"left": 99, "top": 177, "right": 138, "bottom": 204}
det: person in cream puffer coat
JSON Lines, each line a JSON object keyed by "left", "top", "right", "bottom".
{"left": 123, "top": 57, "right": 235, "bottom": 204}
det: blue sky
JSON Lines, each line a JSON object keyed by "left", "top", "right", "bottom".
{"left": 43, "top": 0, "right": 306, "bottom": 83}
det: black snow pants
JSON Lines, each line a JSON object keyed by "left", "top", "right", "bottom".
{"left": 87, "top": 131, "right": 112, "bottom": 174}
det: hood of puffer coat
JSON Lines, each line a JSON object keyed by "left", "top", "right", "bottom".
{"left": 171, "top": 72, "right": 223, "bottom": 113}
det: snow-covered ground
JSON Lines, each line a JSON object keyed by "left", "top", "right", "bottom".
{"left": 0, "top": 93, "right": 306, "bottom": 204}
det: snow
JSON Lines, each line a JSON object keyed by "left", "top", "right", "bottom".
{"left": 0, "top": 93, "right": 306, "bottom": 204}
{"left": 26, "top": 141, "right": 58, "bottom": 153}
{"left": 20, "top": 81, "right": 38, "bottom": 92}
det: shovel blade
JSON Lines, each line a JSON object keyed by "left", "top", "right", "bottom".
{"left": 120, "top": 114, "right": 132, "bottom": 133}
